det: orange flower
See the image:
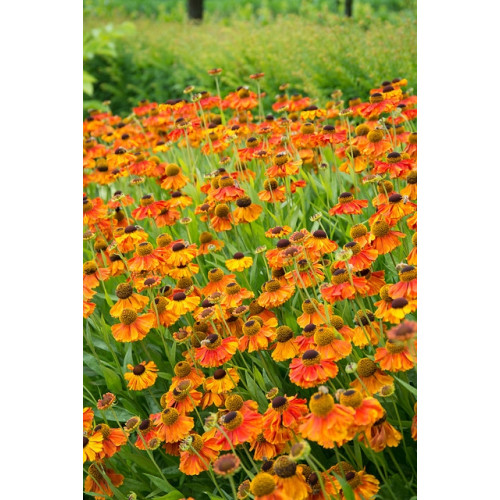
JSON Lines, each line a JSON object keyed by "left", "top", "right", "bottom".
{"left": 369, "top": 220, "right": 406, "bottom": 254}
{"left": 239, "top": 317, "right": 275, "bottom": 352}
{"left": 161, "top": 163, "right": 189, "bottom": 190}
{"left": 222, "top": 282, "right": 254, "bottom": 308}
{"left": 94, "top": 424, "right": 127, "bottom": 458}
{"left": 249, "top": 472, "right": 288, "bottom": 500}
{"left": 233, "top": 196, "right": 263, "bottom": 223}
{"left": 161, "top": 380, "right": 203, "bottom": 415}
{"left": 111, "top": 309, "right": 155, "bottom": 342}
{"left": 273, "top": 457, "right": 310, "bottom": 500}
{"left": 198, "top": 231, "right": 225, "bottom": 255}
{"left": 165, "top": 240, "right": 198, "bottom": 267}
{"left": 153, "top": 407, "right": 194, "bottom": 443}
{"left": 333, "top": 242, "right": 378, "bottom": 272}
{"left": 262, "top": 395, "right": 308, "bottom": 444}
{"left": 210, "top": 175, "right": 245, "bottom": 202}
{"left": 195, "top": 334, "right": 238, "bottom": 367}
{"left": 166, "top": 291, "right": 201, "bottom": 316}
{"left": 210, "top": 203, "right": 233, "bottom": 232}
{"left": 225, "top": 252, "right": 253, "bottom": 272}
{"left": 331, "top": 467, "right": 380, "bottom": 500}
{"left": 258, "top": 179, "right": 287, "bottom": 203}
{"left": 258, "top": 279, "right": 295, "bottom": 309}
{"left": 109, "top": 282, "right": 149, "bottom": 318}
{"left": 375, "top": 340, "right": 416, "bottom": 372}
{"left": 329, "top": 192, "right": 368, "bottom": 216}
{"left": 321, "top": 269, "right": 369, "bottom": 303}
{"left": 350, "top": 358, "right": 394, "bottom": 396}
{"left": 83, "top": 407, "right": 94, "bottom": 432}
{"left": 297, "top": 299, "right": 328, "bottom": 328}
{"left": 83, "top": 260, "right": 111, "bottom": 299}
{"left": 313, "top": 326, "right": 352, "bottom": 361}
{"left": 339, "top": 390, "right": 385, "bottom": 436}
{"left": 215, "top": 409, "right": 262, "bottom": 450}
{"left": 384, "top": 297, "right": 417, "bottom": 323}
{"left": 172, "top": 360, "right": 205, "bottom": 389}
{"left": 361, "top": 413, "right": 402, "bottom": 452}
{"left": 271, "top": 325, "right": 300, "bottom": 361}
{"left": 124, "top": 361, "right": 158, "bottom": 390}
{"left": 389, "top": 265, "right": 417, "bottom": 299}
{"left": 299, "top": 390, "right": 355, "bottom": 447}
{"left": 204, "top": 367, "right": 240, "bottom": 393}
{"left": 83, "top": 431, "right": 103, "bottom": 462}
{"left": 249, "top": 434, "right": 286, "bottom": 461}
{"left": 84, "top": 463, "right": 124, "bottom": 500}
{"left": 289, "top": 349, "right": 338, "bottom": 388}
{"left": 179, "top": 430, "right": 221, "bottom": 475}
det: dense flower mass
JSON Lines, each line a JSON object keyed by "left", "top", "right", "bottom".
{"left": 83, "top": 73, "right": 417, "bottom": 499}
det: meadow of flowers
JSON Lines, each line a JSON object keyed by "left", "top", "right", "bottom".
{"left": 83, "top": 74, "right": 417, "bottom": 500}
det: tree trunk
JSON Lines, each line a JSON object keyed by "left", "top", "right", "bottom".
{"left": 345, "top": 0, "right": 353, "bottom": 17}
{"left": 187, "top": 0, "right": 204, "bottom": 21}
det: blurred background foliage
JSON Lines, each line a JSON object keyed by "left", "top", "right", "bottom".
{"left": 83, "top": 0, "right": 416, "bottom": 115}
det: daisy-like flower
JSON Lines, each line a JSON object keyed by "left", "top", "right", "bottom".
{"left": 372, "top": 193, "right": 416, "bottom": 225}
{"left": 210, "top": 203, "right": 233, "bottom": 232}
{"left": 165, "top": 240, "right": 198, "bottom": 267}
{"left": 359, "top": 127, "right": 392, "bottom": 158}
{"left": 222, "top": 282, "right": 254, "bottom": 308}
{"left": 352, "top": 310, "right": 381, "bottom": 347}
{"left": 215, "top": 409, "right": 262, "bottom": 450}
{"left": 297, "top": 299, "right": 327, "bottom": 328}
{"left": 333, "top": 241, "right": 378, "bottom": 272}
{"left": 249, "top": 433, "right": 286, "bottom": 461}
{"left": 373, "top": 151, "right": 414, "bottom": 179}
{"left": 96, "top": 392, "right": 116, "bottom": 411}
{"left": 109, "top": 282, "right": 149, "bottom": 318}
{"left": 210, "top": 175, "right": 245, "bottom": 202}
{"left": 313, "top": 326, "right": 352, "bottom": 361}
{"left": 233, "top": 196, "right": 263, "bottom": 223}
{"left": 249, "top": 472, "right": 287, "bottom": 500}
{"left": 213, "top": 453, "right": 241, "bottom": 476}
{"left": 124, "top": 361, "right": 158, "bottom": 390}
{"left": 166, "top": 291, "right": 201, "bottom": 316}
{"left": 84, "top": 463, "right": 124, "bottom": 500}
{"left": 153, "top": 407, "right": 194, "bottom": 443}
{"left": 131, "top": 194, "right": 170, "bottom": 220}
{"left": 172, "top": 360, "right": 205, "bottom": 388}
{"left": 202, "top": 268, "right": 236, "bottom": 296}
{"left": 204, "top": 367, "right": 240, "bottom": 394}
{"left": 198, "top": 231, "right": 225, "bottom": 256}
{"left": 258, "top": 178, "right": 287, "bottom": 203}
{"left": 258, "top": 279, "right": 295, "bottom": 309}
{"left": 195, "top": 333, "right": 238, "bottom": 367}
{"left": 111, "top": 309, "right": 155, "bottom": 342}
{"left": 179, "top": 430, "right": 221, "bottom": 476}
{"left": 115, "top": 225, "right": 149, "bottom": 253}
{"left": 329, "top": 192, "right": 368, "bottom": 216}
{"left": 239, "top": 316, "right": 275, "bottom": 352}
{"left": 402, "top": 169, "right": 417, "bottom": 200}
{"left": 128, "top": 242, "right": 160, "bottom": 272}
{"left": 350, "top": 223, "right": 371, "bottom": 248}
{"left": 384, "top": 297, "right": 417, "bottom": 323}
{"left": 299, "top": 390, "right": 355, "bottom": 448}
{"left": 83, "top": 431, "right": 103, "bottom": 462}
{"left": 265, "top": 225, "right": 292, "bottom": 238}
{"left": 225, "top": 252, "right": 253, "bottom": 272}
{"left": 330, "top": 465, "right": 380, "bottom": 500}
{"left": 289, "top": 349, "right": 338, "bottom": 388}
{"left": 161, "top": 163, "right": 189, "bottom": 190}
{"left": 350, "top": 358, "right": 394, "bottom": 396}
{"left": 262, "top": 394, "right": 308, "bottom": 444}
{"left": 339, "top": 389, "right": 385, "bottom": 436}
{"left": 83, "top": 407, "right": 94, "bottom": 432}
{"left": 375, "top": 340, "right": 416, "bottom": 372}
{"left": 151, "top": 295, "right": 180, "bottom": 327}
{"left": 273, "top": 456, "right": 310, "bottom": 500}
{"left": 369, "top": 219, "right": 406, "bottom": 254}
{"left": 161, "top": 380, "right": 203, "bottom": 415}
{"left": 271, "top": 325, "right": 300, "bottom": 361}
{"left": 361, "top": 413, "right": 403, "bottom": 452}
{"left": 321, "top": 268, "right": 369, "bottom": 304}
{"left": 304, "top": 229, "right": 338, "bottom": 259}
{"left": 389, "top": 265, "right": 417, "bottom": 299}
{"left": 83, "top": 260, "right": 111, "bottom": 299}
{"left": 94, "top": 423, "right": 127, "bottom": 459}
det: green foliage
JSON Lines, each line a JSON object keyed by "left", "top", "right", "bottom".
{"left": 84, "top": 14, "right": 416, "bottom": 115}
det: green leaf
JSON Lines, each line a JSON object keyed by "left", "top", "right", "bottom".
{"left": 144, "top": 474, "right": 177, "bottom": 493}
{"left": 394, "top": 376, "right": 418, "bottom": 396}
{"left": 101, "top": 366, "right": 123, "bottom": 393}
{"left": 152, "top": 492, "right": 185, "bottom": 500}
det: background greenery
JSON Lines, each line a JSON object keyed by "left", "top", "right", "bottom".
{"left": 83, "top": 0, "right": 416, "bottom": 115}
